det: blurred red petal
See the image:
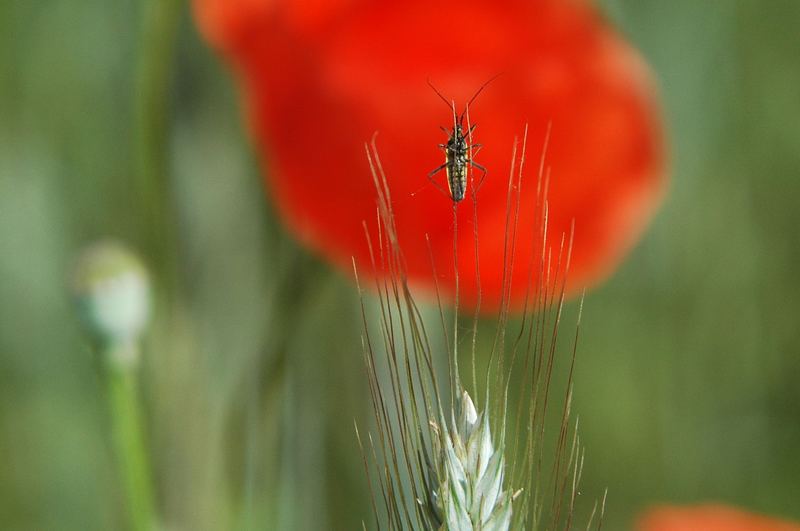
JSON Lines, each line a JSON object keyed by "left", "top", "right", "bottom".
{"left": 194, "top": 0, "right": 666, "bottom": 311}
{"left": 638, "top": 505, "right": 800, "bottom": 531}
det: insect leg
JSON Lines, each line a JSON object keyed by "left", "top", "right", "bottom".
{"left": 427, "top": 164, "right": 451, "bottom": 198}
{"left": 428, "top": 163, "right": 447, "bottom": 177}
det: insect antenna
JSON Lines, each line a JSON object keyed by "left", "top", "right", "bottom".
{"left": 426, "top": 78, "right": 454, "bottom": 110}
{"left": 459, "top": 72, "right": 503, "bottom": 123}
{"left": 426, "top": 78, "right": 458, "bottom": 126}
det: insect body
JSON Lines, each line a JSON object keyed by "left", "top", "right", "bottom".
{"left": 427, "top": 77, "right": 497, "bottom": 203}
{"left": 430, "top": 122, "right": 481, "bottom": 202}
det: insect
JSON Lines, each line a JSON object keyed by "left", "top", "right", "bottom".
{"left": 427, "top": 76, "right": 499, "bottom": 203}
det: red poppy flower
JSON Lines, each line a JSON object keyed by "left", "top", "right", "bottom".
{"left": 637, "top": 504, "right": 800, "bottom": 531}
{"left": 194, "top": 0, "right": 666, "bottom": 311}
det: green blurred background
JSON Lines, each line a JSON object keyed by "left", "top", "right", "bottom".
{"left": 1, "top": 1, "right": 798, "bottom": 529}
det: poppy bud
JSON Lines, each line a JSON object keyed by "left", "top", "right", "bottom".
{"left": 71, "top": 241, "right": 151, "bottom": 366}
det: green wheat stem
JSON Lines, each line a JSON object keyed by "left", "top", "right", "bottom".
{"left": 106, "top": 343, "right": 156, "bottom": 531}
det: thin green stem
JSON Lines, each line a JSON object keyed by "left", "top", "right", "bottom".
{"left": 106, "top": 344, "right": 156, "bottom": 531}
{"left": 126, "top": 3, "right": 179, "bottom": 526}
{"left": 134, "top": 0, "right": 182, "bottom": 292}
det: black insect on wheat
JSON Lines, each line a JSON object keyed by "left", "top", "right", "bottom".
{"left": 353, "top": 126, "right": 605, "bottom": 530}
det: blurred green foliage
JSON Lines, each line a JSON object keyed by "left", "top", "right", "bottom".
{"left": 0, "top": 1, "right": 798, "bottom": 530}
